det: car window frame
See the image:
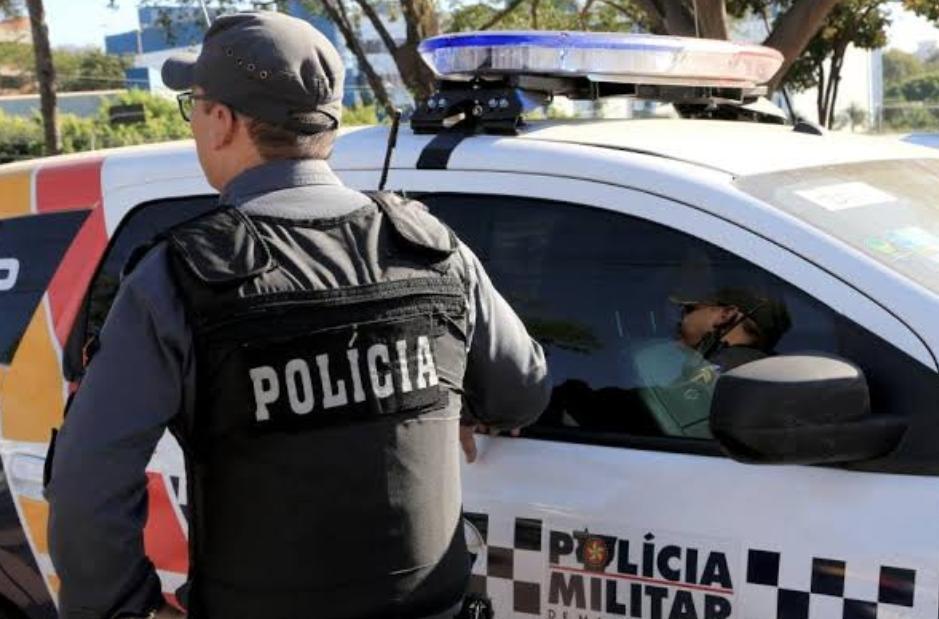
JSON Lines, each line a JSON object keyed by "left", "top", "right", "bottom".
{"left": 356, "top": 169, "right": 939, "bottom": 471}
{"left": 62, "top": 194, "right": 218, "bottom": 379}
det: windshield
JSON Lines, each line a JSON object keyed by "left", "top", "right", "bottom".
{"left": 736, "top": 158, "right": 939, "bottom": 294}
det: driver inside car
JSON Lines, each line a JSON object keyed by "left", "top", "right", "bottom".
{"left": 634, "top": 287, "right": 792, "bottom": 438}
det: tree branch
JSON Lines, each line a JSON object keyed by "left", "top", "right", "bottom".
{"left": 614, "top": 0, "right": 665, "bottom": 31}
{"left": 578, "top": 0, "right": 598, "bottom": 29}
{"left": 353, "top": 0, "right": 398, "bottom": 55}
{"left": 531, "top": 0, "right": 539, "bottom": 30}
{"left": 763, "top": 0, "right": 840, "bottom": 90}
{"left": 318, "top": 0, "right": 396, "bottom": 116}
{"left": 480, "top": 0, "right": 527, "bottom": 30}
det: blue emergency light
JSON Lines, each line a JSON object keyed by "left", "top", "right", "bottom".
{"left": 419, "top": 31, "right": 783, "bottom": 89}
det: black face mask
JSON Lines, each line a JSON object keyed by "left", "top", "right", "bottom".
{"left": 695, "top": 300, "right": 767, "bottom": 359}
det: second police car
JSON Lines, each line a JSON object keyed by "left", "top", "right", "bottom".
{"left": 0, "top": 31, "right": 938, "bottom": 619}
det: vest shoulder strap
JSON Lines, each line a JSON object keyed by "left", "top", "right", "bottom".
{"left": 369, "top": 191, "right": 457, "bottom": 261}
{"left": 167, "top": 207, "right": 276, "bottom": 285}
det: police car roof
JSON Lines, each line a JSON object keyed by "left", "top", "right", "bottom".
{"left": 515, "top": 119, "right": 939, "bottom": 176}
{"left": 9, "top": 119, "right": 937, "bottom": 189}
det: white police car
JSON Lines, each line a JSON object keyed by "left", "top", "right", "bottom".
{"left": 1, "top": 31, "right": 939, "bottom": 619}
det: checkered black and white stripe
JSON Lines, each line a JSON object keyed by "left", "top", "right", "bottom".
{"left": 746, "top": 549, "right": 917, "bottom": 619}
{"left": 465, "top": 512, "right": 544, "bottom": 617}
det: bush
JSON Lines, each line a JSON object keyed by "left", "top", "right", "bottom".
{"left": 0, "top": 92, "right": 383, "bottom": 162}
{"left": 883, "top": 105, "right": 939, "bottom": 132}
{"left": 895, "top": 73, "right": 939, "bottom": 103}
{"left": 0, "top": 111, "right": 42, "bottom": 163}
{"left": 342, "top": 104, "right": 379, "bottom": 126}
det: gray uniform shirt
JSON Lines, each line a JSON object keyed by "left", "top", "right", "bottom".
{"left": 46, "top": 159, "right": 551, "bottom": 618}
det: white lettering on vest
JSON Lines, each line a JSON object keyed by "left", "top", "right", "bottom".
{"left": 285, "top": 358, "right": 315, "bottom": 415}
{"left": 347, "top": 349, "right": 366, "bottom": 403}
{"left": 0, "top": 258, "right": 20, "bottom": 292}
{"left": 396, "top": 339, "right": 413, "bottom": 393}
{"left": 316, "top": 353, "right": 348, "bottom": 408}
{"left": 415, "top": 336, "right": 439, "bottom": 389}
{"left": 250, "top": 366, "right": 280, "bottom": 421}
{"left": 248, "top": 334, "right": 442, "bottom": 420}
{"left": 367, "top": 344, "right": 394, "bottom": 398}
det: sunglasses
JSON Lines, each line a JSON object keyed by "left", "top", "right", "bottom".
{"left": 176, "top": 91, "right": 215, "bottom": 122}
{"left": 680, "top": 303, "right": 705, "bottom": 317}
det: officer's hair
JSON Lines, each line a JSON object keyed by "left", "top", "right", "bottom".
{"left": 246, "top": 118, "right": 337, "bottom": 161}
{"left": 201, "top": 100, "right": 337, "bottom": 160}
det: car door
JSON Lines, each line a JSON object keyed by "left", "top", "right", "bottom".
{"left": 399, "top": 173, "right": 939, "bottom": 619}
{"left": 0, "top": 168, "right": 216, "bottom": 608}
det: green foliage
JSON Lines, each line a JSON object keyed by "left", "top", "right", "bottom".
{"left": 55, "top": 48, "right": 132, "bottom": 92}
{"left": 784, "top": 0, "right": 890, "bottom": 94}
{"left": 0, "top": 90, "right": 190, "bottom": 162}
{"left": 895, "top": 73, "right": 939, "bottom": 103}
{"left": 883, "top": 49, "right": 924, "bottom": 86}
{"left": 883, "top": 105, "right": 939, "bottom": 131}
{"left": 342, "top": 104, "right": 379, "bottom": 125}
{"left": 0, "top": 41, "right": 33, "bottom": 69}
{"left": 94, "top": 89, "right": 193, "bottom": 147}
{"left": 446, "top": 0, "right": 645, "bottom": 33}
{"left": 0, "top": 90, "right": 384, "bottom": 161}
{"left": 0, "top": 41, "right": 131, "bottom": 92}
{"left": 0, "top": 110, "right": 42, "bottom": 162}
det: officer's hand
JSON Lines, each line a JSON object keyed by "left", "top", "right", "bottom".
{"left": 460, "top": 425, "right": 521, "bottom": 464}
{"left": 460, "top": 424, "right": 479, "bottom": 463}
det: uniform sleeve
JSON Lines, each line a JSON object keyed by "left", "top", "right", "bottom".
{"left": 46, "top": 246, "right": 194, "bottom": 618}
{"left": 458, "top": 243, "right": 551, "bottom": 429}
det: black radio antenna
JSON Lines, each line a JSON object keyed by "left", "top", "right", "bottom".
{"left": 379, "top": 109, "right": 402, "bottom": 192}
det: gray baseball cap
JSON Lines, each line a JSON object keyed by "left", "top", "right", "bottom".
{"left": 162, "top": 11, "right": 344, "bottom": 134}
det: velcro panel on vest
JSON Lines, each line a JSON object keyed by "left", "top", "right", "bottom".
{"left": 167, "top": 207, "right": 275, "bottom": 285}
{"left": 371, "top": 192, "right": 456, "bottom": 263}
{"left": 229, "top": 312, "right": 450, "bottom": 434}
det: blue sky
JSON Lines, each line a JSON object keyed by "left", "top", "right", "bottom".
{"left": 43, "top": 0, "right": 939, "bottom": 52}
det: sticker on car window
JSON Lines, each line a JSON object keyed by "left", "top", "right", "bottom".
{"left": 866, "top": 226, "right": 939, "bottom": 265}
{"left": 795, "top": 182, "right": 896, "bottom": 211}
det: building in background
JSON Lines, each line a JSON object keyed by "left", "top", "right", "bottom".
{"left": 105, "top": 6, "right": 215, "bottom": 55}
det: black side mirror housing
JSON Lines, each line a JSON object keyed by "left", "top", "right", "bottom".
{"left": 711, "top": 355, "right": 906, "bottom": 464}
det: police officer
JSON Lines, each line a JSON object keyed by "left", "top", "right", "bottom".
{"left": 46, "top": 11, "right": 550, "bottom": 619}
{"left": 635, "top": 287, "right": 791, "bottom": 437}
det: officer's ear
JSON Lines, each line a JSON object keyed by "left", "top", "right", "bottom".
{"left": 207, "top": 102, "right": 239, "bottom": 150}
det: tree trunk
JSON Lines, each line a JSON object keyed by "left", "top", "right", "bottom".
{"left": 396, "top": 0, "right": 439, "bottom": 99}
{"left": 660, "top": 0, "right": 695, "bottom": 37}
{"left": 816, "top": 63, "right": 825, "bottom": 125}
{"left": 25, "top": 0, "right": 60, "bottom": 156}
{"left": 826, "top": 46, "right": 847, "bottom": 129}
{"left": 317, "top": 0, "right": 396, "bottom": 116}
{"left": 763, "top": 0, "right": 840, "bottom": 91}
{"left": 695, "top": 0, "right": 729, "bottom": 40}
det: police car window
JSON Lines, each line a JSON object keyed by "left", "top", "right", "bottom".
{"left": 63, "top": 196, "right": 217, "bottom": 379}
{"left": 423, "top": 193, "right": 933, "bottom": 457}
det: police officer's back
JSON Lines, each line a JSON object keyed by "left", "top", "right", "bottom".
{"left": 46, "top": 12, "right": 550, "bottom": 619}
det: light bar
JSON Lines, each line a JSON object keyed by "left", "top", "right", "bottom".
{"left": 419, "top": 31, "right": 783, "bottom": 89}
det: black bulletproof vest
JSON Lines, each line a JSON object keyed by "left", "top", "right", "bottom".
{"left": 165, "top": 194, "right": 471, "bottom": 619}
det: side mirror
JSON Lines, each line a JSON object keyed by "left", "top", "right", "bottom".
{"left": 711, "top": 355, "right": 906, "bottom": 465}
